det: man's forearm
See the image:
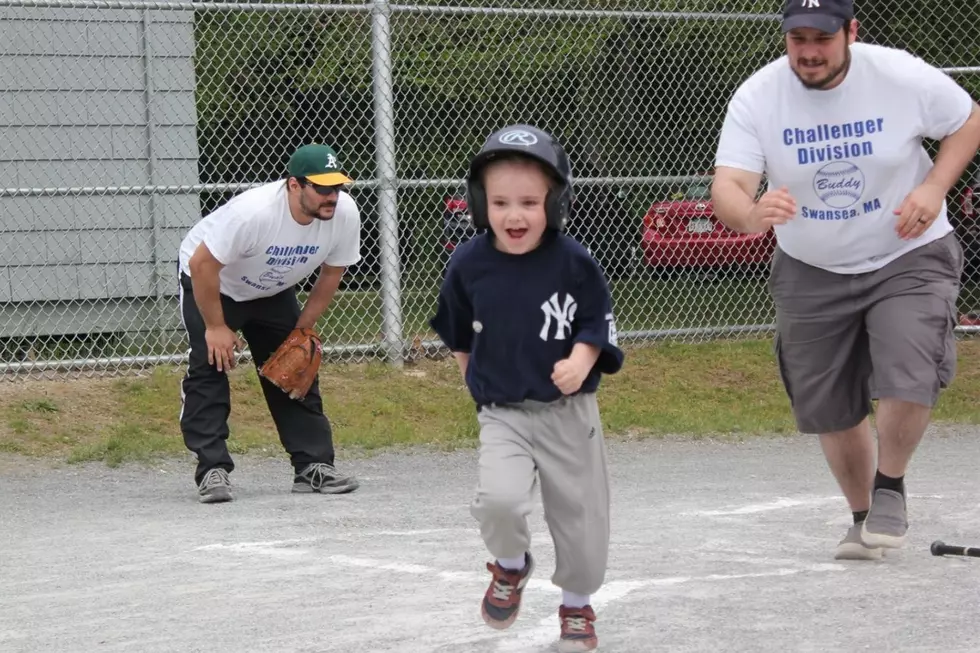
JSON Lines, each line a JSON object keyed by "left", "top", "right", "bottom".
{"left": 296, "top": 267, "right": 344, "bottom": 329}
{"left": 925, "top": 104, "right": 980, "bottom": 193}
{"left": 711, "top": 179, "right": 761, "bottom": 234}
{"left": 189, "top": 262, "right": 226, "bottom": 329}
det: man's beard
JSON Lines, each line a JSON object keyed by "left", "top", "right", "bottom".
{"left": 794, "top": 47, "right": 851, "bottom": 90}
{"left": 300, "top": 194, "right": 337, "bottom": 221}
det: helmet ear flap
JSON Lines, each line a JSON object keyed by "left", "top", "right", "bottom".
{"left": 545, "top": 138, "right": 573, "bottom": 231}
{"left": 545, "top": 184, "right": 572, "bottom": 230}
{"left": 467, "top": 177, "right": 489, "bottom": 230}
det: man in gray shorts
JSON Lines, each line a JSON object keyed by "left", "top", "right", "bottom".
{"left": 710, "top": 0, "right": 980, "bottom": 559}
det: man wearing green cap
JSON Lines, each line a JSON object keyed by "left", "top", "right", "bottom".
{"left": 176, "top": 143, "right": 362, "bottom": 503}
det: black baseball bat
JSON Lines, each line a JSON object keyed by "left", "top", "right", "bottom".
{"left": 930, "top": 540, "right": 980, "bottom": 558}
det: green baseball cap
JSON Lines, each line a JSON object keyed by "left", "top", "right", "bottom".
{"left": 287, "top": 143, "right": 354, "bottom": 185}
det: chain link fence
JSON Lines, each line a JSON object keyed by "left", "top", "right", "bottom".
{"left": 1, "top": 0, "right": 979, "bottom": 379}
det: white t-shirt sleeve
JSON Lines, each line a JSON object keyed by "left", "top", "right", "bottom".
{"left": 322, "top": 194, "right": 362, "bottom": 268}
{"left": 909, "top": 54, "right": 975, "bottom": 140}
{"left": 714, "top": 85, "right": 767, "bottom": 174}
{"left": 202, "top": 211, "right": 262, "bottom": 265}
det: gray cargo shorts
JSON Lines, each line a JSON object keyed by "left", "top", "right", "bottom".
{"left": 768, "top": 231, "right": 964, "bottom": 435}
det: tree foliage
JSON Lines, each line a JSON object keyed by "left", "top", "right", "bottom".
{"left": 191, "top": 1, "right": 980, "bottom": 276}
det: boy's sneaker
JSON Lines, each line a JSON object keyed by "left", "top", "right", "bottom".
{"left": 558, "top": 605, "right": 598, "bottom": 652}
{"left": 861, "top": 488, "right": 908, "bottom": 549}
{"left": 198, "top": 468, "right": 232, "bottom": 504}
{"left": 834, "top": 523, "right": 883, "bottom": 560}
{"left": 293, "top": 462, "right": 360, "bottom": 494}
{"left": 481, "top": 552, "right": 535, "bottom": 630}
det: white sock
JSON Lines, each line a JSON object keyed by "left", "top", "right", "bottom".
{"left": 496, "top": 555, "right": 526, "bottom": 571}
{"left": 562, "top": 591, "right": 590, "bottom": 608}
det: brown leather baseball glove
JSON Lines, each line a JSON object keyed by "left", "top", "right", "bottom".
{"left": 259, "top": 327, "right": 323, "bottom": 400}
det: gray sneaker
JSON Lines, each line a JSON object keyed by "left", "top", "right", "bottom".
{"left": 861, "top": 488, "right": 908, "bottom": 549}
{"left": 198, "top": 468, "right": 232, "bottom": 504}
{"left": 835, "top": 523, "right": 883, "bottom": 560}
{"left": 293, "top": 462, "right": 359, "bottom": 494}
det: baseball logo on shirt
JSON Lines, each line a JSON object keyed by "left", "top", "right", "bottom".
{"left": 812, "top": 161, "right": 865, "bottom": 209}
{"left": 540, "top": 292, "right": 577, "bottom": 341}
{"left": 259, "top": 268, "right": 289, "bottom": 287}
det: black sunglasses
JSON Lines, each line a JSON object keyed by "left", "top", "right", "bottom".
{"left": 297, "top": 177, "right": 343, "bottom": 196}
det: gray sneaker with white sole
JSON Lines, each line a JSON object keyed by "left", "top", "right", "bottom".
{"left": 198, "top": 467, "right": 232, "bottom": 504}
{"left": 835, "top": 523, "right": 883, "bottom": 560}
{"left": 861, "top": 488, "right": 908, "bottom": 549}
{"left": 293, "top": 462, "right": 360, "bottom": 494}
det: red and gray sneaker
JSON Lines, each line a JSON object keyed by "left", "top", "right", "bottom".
{"left": 558, "top": 605, "right": 598, "bottom": 652}
{"left": 481, "top": 553, "right": 535, "bottom": 630}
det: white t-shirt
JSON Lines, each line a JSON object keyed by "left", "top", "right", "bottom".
{"left": 178, "top": 180, "right": 362, "bottom": 301}
{"left": 715, "top": 42, "right": 974, "bottom": 274}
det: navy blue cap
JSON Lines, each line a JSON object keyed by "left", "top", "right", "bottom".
{"left": 781, "top": 0, "right": 854, "bottom": 34}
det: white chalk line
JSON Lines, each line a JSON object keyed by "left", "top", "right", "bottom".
{"left": 192, "top": 493, "right": 952, "bottom": 556}
{"left": 198, "top": 544, "right": 845, "bottom": 592}
{"left": 195, "top": 540, "right": 845, "bottom": 650}
{"left": 495, "top": 566, "right": 846, "bottom": 651}
{"left": 682, "top": 494, "right": 947, "bottom": 517}
{"left": 191, "top": 529, "right": 470, "bottom": 555}
{"left": 318, "top": 554, "right": 846, "bottom": 652}
{"left": 193, "top": 538, "right": 317, "bottom": 556}
{"left": 683, "top": 496, "right": 843, "bottom": 516}
{"left": 370, "top": 528, "right": 467, "bottom": 536}
{"left": 494, "top": 564, "right": 848, "bottom": 652}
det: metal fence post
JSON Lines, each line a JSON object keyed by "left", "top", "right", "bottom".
{"left": 140, "top": 6, "right": 165, "bottom": 357}
{"left": 370, "top": 0, "right": 404, "bottom": 368}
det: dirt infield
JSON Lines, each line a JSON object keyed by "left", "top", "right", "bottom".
{"left": 2, "top": 426, "right": 979, "bottom": 652}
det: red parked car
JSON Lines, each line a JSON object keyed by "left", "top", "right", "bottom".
{"left": 639, "top": 175, "right": 775, "bottom": 274}
{"left": 439, "top": 184, "right": 480, "bottom": 275}
{"left": 954, "top": 167, "right": 980, "bottom": 281}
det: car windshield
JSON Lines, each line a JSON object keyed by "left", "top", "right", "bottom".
{"left": 685, "top": 184, "right": 710, "bottom": 200}
{"left": 668, "top": 183, "right": 711, "bottom": 201}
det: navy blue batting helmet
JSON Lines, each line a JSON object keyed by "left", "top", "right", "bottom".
{"left": 465, "top": 124, "right": 574, "bottom": 231}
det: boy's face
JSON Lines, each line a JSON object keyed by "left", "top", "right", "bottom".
{"left": 483, "top": 158, "right": 551, "bottom": 255}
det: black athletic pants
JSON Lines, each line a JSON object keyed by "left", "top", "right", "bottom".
{"left": 178, "top": 272, "right": 335, "bottom": 485}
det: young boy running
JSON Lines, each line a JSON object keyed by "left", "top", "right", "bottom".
{"left": 429, "top": 124, "right": 625, "bottom": 652}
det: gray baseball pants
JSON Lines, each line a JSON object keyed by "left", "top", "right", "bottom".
{"left": 470, "top": 392, "right": 610, "bottom": 596}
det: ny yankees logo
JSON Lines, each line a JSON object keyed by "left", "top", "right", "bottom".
{"left": 801, "top": 0, "right": 819, "bottom": 7}
{"left": 540, "top": 292, "right": 577, "bottom": 341}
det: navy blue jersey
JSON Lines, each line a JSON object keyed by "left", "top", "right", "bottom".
{"left": 429, "top": 231, "right": 625, "bottom": 407}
